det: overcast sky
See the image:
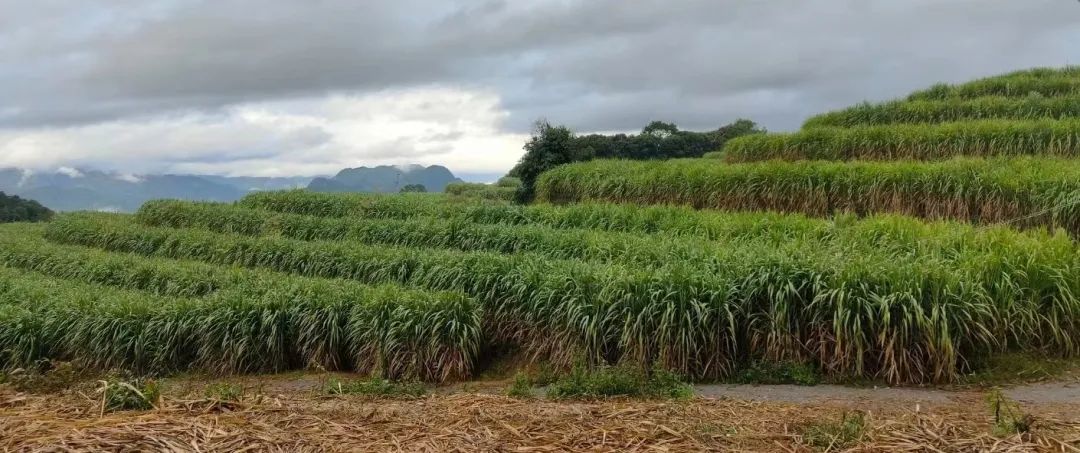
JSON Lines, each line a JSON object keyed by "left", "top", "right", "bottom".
{"left": 1, "top": 0, "right": 1078, "bottom": 178}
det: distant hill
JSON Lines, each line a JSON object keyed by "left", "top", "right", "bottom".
{"left": 308, "top": 165, "right": 463, "bottom": 193}
{"left": 0, "top": 191, "right": 52, "bottom": 223}
{"left": 0, "top": 168, "right": 314, "bottom": 212}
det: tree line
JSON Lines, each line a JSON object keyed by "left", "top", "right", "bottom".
{"left": 509, "top": 119, "right": 764, "bottom": 201}
{"left": 0, "top": 192, "right": 53, "bottom": 223}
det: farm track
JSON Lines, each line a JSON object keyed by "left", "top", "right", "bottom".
{"left": 2, "top": 374, "right": 1079, "bottom": 452}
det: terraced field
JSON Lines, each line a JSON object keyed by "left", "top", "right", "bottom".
{"left": 2, "top": 68, "right": 1079, "bottom": 397}
{"left": 538, "top": 68, "right": 1080, "bottom": 236}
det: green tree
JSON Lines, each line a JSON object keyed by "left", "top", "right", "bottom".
{"left": 0, "top": 192, "right": 53, "bottom": 223}
{"left": 399, "top": 184, "right": 427, "bottom": 193}
{"left": 507, "top": 118, "right": 765, "bottom": 202}
{"left": 509, "top": 120, "right": 589, "bottom": 202}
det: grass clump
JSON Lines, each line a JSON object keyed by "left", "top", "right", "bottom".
{"left": 546, "top": 366, "right": 693, "bottom": 400}
{"left": 729, "top": 361, "right": 821, "bottom": 386}
{"left": 987, "top": 389, "right": 1035, "bottom": 437}
{"left": 98, "top": 377, "right": 160, "bottom": 412}
{"left": 204, "top": 382, "right": 245, "bottom": 402}
{"left": 505, "top": 372, "right": 534, "bottom": 398}
{"left": 323, "top": 376, "right": 428, "bottom": 398}
{"left": 799, "top": 412, "right": 867, "bottom": 451}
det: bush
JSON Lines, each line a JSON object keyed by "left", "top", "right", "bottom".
{"left": 99, "top": 378, "right": 161, "bottom": 412}
{"left": 730, "top": 361, "right": 821, "bottom": 386}
{"left": 546, "top": 366, "right": 693, "bottom": 400}
{"left": 505, "top": 372, "right": 534, "bottom": 398}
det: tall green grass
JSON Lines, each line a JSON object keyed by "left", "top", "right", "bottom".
{"left": 0, "top": 224, "right": 481, "bottom": 381}
{"left": 237, "top": 191, "right": 833, "bottom": 241}
{"left": 907, "top": 68, "right": 1080, "bottom": 100}
{"left": 137, "top": 200, "right": 762, "bottom": 268}
{"left": 536, "top": 157, "right": 1080, "bottom": 236}
{"left": 238, "top": 190, "right": 493, "bottom": 219}
{"left": 804, "top": 97, "right": 1080, "bottom": 128}
{"left": 723, "top": 119, "right": 1080, "bottom": 162}
{"left": 445, "top": 182, "right": 517, "bottom": 201}
{"left": 42, "top": 213, "right": 1080, "bottom": 383}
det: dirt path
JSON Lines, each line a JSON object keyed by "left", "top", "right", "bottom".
{"left": 2, "top": 373, "right": 1078, "bottom": 452}
{"left": 696, "top": 379, "right": 1080, "bottom": 407}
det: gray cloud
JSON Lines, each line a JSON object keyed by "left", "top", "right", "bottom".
{"left": 1, "top": 0, "right": 1079, "bottom": 174}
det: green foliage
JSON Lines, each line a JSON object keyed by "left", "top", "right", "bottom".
{"left": 508, "top": 119, "right": 764, "bottom": 202}
{"left": 546, "top": 366, "right": 693, "bottom": 400}
{"left": 506, "top": 372, "right": 534, "bottom": 398}
{"left": 804, "top": 97, "right": 1080, "bottom": 128}
{"left": 724, "top": 119, "right": 1080, "bottom": 162}
{"left": 323, "top": 376, "right": 428, "bottom": 398}
{"left": 907, "top": 67, "right": 1080, "bottom": 100}
{"left": 239, "top": 190, "right": 485, "bottom": 219}
{"left": 42, "top": 200, "right": 1080, "bottom": 385}
{"left": 0, "top": 192, "right": 52, "bottom": 223}
{"left": 799, "top": 412, "right": 867, "bottom": 451}
{"left": 399, "top": 184, "right": 427, "bottom": 193}
{"left": 0, "top": 224, "right": 481, "bottom": 381}
{"left": 495, "top": 177, "right": 522, "bottom": 188}
{"left": 536, "top": 157, "right": 1080, "bottom": 236}
{"left": 730, "top": 361, "right": 821, "bottom": 386}
{"left": 99, "top": 377, "right": 160, "bottom": 412}
{"left": 510, "top": 120, "right": 582, "bottom": 202}
{"left": 986, "top": 389, "right": 1035, "bottom": 436}
{"left": 204, "top": 382, "right": 245, "bottom": 402}
{"left": 444, "top": 182, "right": 517, "bottom": 201}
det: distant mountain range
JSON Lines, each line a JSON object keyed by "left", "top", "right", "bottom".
{"left": 0, "top": 164, "right": 469, "bottom": 212}
{"left": 308, "top": 165, "right": 463, "bottom": 193}
{"left": 0, "top": 168, "right": 312, "bottom": 212}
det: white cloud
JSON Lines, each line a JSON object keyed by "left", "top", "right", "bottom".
{"left": 56, "top": 166, "right": 84, "bottom": 178}
{"left": 0, "top": 86, "right": 528, "bottom": 177}
{"left": 114, "top": 173, "right": 143, "bottom": 183}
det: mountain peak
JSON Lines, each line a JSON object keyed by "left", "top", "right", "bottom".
{"left": 311, "top": 164, "right": 462, "bottom": 193}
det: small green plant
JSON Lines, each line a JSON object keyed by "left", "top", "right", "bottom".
{"left": 323, "top": 377, "right": 427, "bottom": 398}
{"left": 987, "top": 389, "right": 1035, "bottom": 436}
{"left": 204, "top": 382, "right": 244, "bottom": 402}
{"left": 528, "top": 362, "right": 559, "bottom": 387}
{"left": 800, "top": 411, "right": 866, "bottom": 451}
{"left": 99, "top": 378, "right": 160, "bottom": 412}
{"left": 506, "top": 372, "right": 534, "bottom": 398}
{"left": 546, "top": 365, "right": 693, "bottom": 400}
{"left": 730, "top": 360, "right": 821, "bottom": 386}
